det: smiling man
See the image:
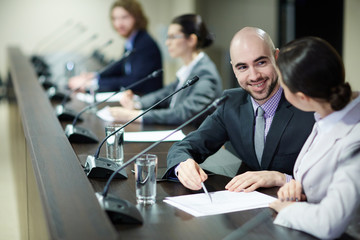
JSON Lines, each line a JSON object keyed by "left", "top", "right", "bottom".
{"left": 165, "top": 27, "right": 315, "bottom": 192}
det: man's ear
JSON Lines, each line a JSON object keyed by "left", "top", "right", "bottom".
{"left": 274, "top": 48, "right": 280, "bottom": 60}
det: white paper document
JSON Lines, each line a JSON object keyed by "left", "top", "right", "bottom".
{"left": 163, "top": 190, "right": 276, "bottom": 217}
{"left": 76, "top": 92, "right": 123, "bottom": 103}
{"left": 124, "top": 130, "right": 186, "bottom": 142}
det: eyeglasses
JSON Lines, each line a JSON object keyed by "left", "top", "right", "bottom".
{"left": 166, "top": 34, "right": 185, "bottom": 40}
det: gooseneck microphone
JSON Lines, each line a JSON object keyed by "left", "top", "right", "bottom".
{"left": 54, "top": 86, "right": 84, "bottom": 121}
{"left": 46, "top": 34, "right": 100, "bottom": 101}
{"left": 64, "top": 67, "right": 163, "bottom": 143}
{"left": 97, "top": 48, "right": 135, "bottom": 76}
{"left": 91, "top": 39, "right": 114, "bottom": 64}
{"left": 32, "top": 19, "right": 74, "bottom": 54}
{"left": 45, "top": 23, "right": 87, "bottom": 60}
{"left": 31, "top": 19, "right": 74, "bottom": 77}
{"left": 83, "top": 75, "right": 199, "bottom": 177}
{"left": 41, "top": 39, "right": 114, "bottom": 91}
{"left": 93, "top": 95, "right": 228, "bottom": 224}
{"left": 55, "top": 49, "right": 135, "bottom": 121}
{"left": 31, "top": 23, "right": 86, "bottom": 78}
{"left": 48, "top": 33, "right": 99, "bottom": 65}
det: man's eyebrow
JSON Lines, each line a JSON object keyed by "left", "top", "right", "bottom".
{"left": 234, "top": 62, "right": 246, "bottom": 68}
{"left": 234, "top": 56, "right": 269, "bottom": 69}
{"left": 254, "top": 56, "right": 268, "bottom": 62}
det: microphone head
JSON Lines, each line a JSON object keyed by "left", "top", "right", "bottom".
{"left": 151, "top": 69, "right": 163, "bottom": 78}
{"left": 184, "top": 76, "right": 199, "bottom": 88}
{"left": 90, "top": 34, "right": 98, "bottom": 40}
{"left": 124, "top": 48, "right": 135, "bottom": 58}
{"left": 106, "top": 39, "right": 113, "bottom": 46}
{"left": 98, "top": 48, "right": 135, "bottom": 75}
{"left": 77, "top": 24, "right": 87, "bottom": 33}
{"left": 213, "top": 95, "right": 229, "bottom": 107}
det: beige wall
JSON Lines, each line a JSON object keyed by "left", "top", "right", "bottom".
{"left": 0, "top": 0, "right": 358, "bottom": 89}
{"left": 196, "top": 0, "right": 278, "bottom": 88}
{"left": 0, "top": 0, "right": 195, "bottom": 86}
{"left": 0, "top": 0, "right": 276, "bottom": 87}
{"left": 343, "top": 0, "right": 360, "bottom": 91}
{"left": 0, "top": 0, "right": 117, "bottom": 78}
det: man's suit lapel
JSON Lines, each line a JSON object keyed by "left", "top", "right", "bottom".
{"left": 261, "top": 96, "right": 293, "bottom": 169}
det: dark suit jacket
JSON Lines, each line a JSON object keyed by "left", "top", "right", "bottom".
{"left": 166, "top": 88, "right": 315, "bottom": 176}
{"left": 139, "top": 53, "right": 222, "bottom": 125}
{"left": 98, "top": 30, "right": 163, "bottom": 94}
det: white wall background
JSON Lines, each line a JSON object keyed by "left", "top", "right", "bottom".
{"left": 343, "top": 0, "right": 360, "bottom": 91}
{"left": 0, "top": 0, "right": 195, "bottom": 85}
{"left": 0, "top": 0, "right": 359, "bottom": 89}
{"left": 196, "top": 0, "right": 278, "bottom": 88}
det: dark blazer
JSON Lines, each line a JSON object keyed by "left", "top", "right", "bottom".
{"left": 98, "top": 30, "right": 163, "bottom": 94}
{"left": 166, "top": 88, "right": 315, "bottom": 176}
{"left": 139, "top": 53, "right": 222, "bottom": 125}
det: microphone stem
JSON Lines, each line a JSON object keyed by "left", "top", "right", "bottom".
{"left": 101, "top": 95, "right": 228, "bottom": 197}
{"left": 61, "top": 86, "right": 81, "bottom": 106}
{"left": 97, "top": 49, "right": 133, "bottom": 76}
{"left": 71, "top": 50, "right": 135, "bottom": 125}
{"left": 94, "top": 82, "right": 182, "bottom": 158}
{"left": 72, "top": 39, "right": 113, "bottom": 69}
{"left": 71, "top": 69, "right": 162, "bottom": 126}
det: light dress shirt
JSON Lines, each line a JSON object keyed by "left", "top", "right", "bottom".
{"left": 170, "top": 52, "right": 204, "bottom": 108}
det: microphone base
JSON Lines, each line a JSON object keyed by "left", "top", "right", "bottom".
{"left": 65, "top": 124, "right": 99, "bottom": 143}
{"left": 55, "top": 105, "right": 83, "bottom": 122}
{"left": 47, "top": 87, "right": 70, "bottom": 102}
{"left": 84, "top": 155, "right": 127, "bottom": 179}
{"left": 96, "top": 192, "right": 143, "bottom": 224}
{"left": 38, "top": 76, "right": 57, "bottom": 89}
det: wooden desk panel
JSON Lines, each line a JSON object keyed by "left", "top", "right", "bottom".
{"left": 8, "top": 47, "right": 118, "bottom": 240}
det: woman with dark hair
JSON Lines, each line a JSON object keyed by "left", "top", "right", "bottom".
{"left": 68, "top": 0, "right": 162, "bottom": 94}
{"left": 107, "top": 13, "right": 222, "bottom": 125}
{"left": 269, "top": 36, "right": 360, "bottom": 239}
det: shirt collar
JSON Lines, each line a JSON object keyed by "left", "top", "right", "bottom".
{"left": 251, "top": 86, "right": 283, "bottom": 118}
{"left": 124, "top": 30, "right": 139, "bottom": 50}
{"left": 316, "top": 93, "right": 360, "bottom": 134}
{"left": 176, "top": 52, "right": 205, "bottom": 84}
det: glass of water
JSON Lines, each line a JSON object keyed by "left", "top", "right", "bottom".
{"left": 105, "top": 124, "right": 124, "bottom": 164}
{"left": 135, "top": 154, "right": 158, "bottom": 205}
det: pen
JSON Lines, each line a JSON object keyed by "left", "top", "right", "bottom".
{"left": 201, "top": 182, "right": 212, "bottom": 203}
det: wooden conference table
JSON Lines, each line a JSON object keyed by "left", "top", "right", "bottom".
{"left": 7, "top": 46, "right": 318, "bottom": 240}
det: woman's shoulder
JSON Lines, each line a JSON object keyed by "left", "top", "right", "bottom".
{"left": 198, "top": 52, "right": 214, "bottom": 64}
{"left": 193, "top": 53, "right": 219, "bottom": 75}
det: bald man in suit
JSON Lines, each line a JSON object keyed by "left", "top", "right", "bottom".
{"left": 165, "top": 27, "right": 315, "bottom": 192}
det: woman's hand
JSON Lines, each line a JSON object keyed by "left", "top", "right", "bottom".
{"left": 269, "top": 179, "right": 307, "bottom": 213}
{"left": 277, "top": 179, "right": 307, "bottom": 202}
